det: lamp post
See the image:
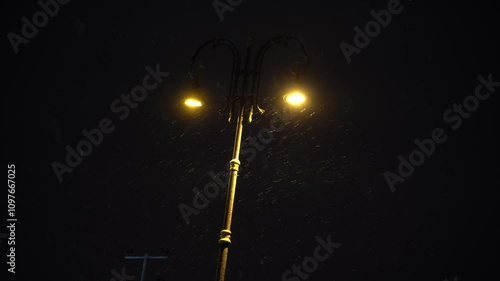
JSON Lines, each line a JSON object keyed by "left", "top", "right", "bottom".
{"left": 185, "top": 35, "right": 309, "bottom": 281}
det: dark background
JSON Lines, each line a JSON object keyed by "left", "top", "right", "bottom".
{"left": 3, "top": 0, "right": 498, "bottom": 280}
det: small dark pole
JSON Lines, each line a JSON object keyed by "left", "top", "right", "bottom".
{"left": 124, "top": 253, "right": 168, "bottom": 281}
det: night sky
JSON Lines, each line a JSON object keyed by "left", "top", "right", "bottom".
{"left": 3, "top": 0, "right": 499, "bottom": 280}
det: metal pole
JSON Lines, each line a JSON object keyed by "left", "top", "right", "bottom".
{"left": 215, "top": 102, "right": 246, "bottom": 281}
{"left": 215, "top": 37, "right": 254, "bottom": 281}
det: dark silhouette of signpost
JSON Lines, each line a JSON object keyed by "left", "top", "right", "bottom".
{"left": 124, "top": 253, "right": 168, "bottom": 281}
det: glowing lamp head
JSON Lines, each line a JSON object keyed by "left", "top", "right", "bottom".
{"left": 183, "top": 98, "right": 203, "bottom": 108}
{"left": 283, "top": 92, "right": 306, "bottom": 106}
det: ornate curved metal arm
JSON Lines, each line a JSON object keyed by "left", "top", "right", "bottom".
{"left": 250, "top": 35, "right": 309, "bottom": 114}
{"left": 188, "top": 38, "right": 242, "bottom": 118}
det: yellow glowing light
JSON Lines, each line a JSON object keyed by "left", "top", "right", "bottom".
{"left": 284, "top": 92, "right": 306, "bottom": 105}
{"left": 184, "top": 98, "right": 203, "bottom": 107}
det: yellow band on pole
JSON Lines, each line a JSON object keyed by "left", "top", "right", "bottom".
{"left": 219, "top": 229, "right": 232, "bottom": 244}
{"left": 229, "top": 159, "right": 241, "bottom": 172}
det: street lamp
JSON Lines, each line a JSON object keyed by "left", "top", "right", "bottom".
{"left": 183, "top": 98, "right": 203, "bottom": 107}
{"left": 182, "top": 75, "right": 205, "bottom": 108}
{"left": 283, "top": 91, "right": 307, "bottom": 106}
{"left": 184, "top": 35, "right": 309, "bottom": 281}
